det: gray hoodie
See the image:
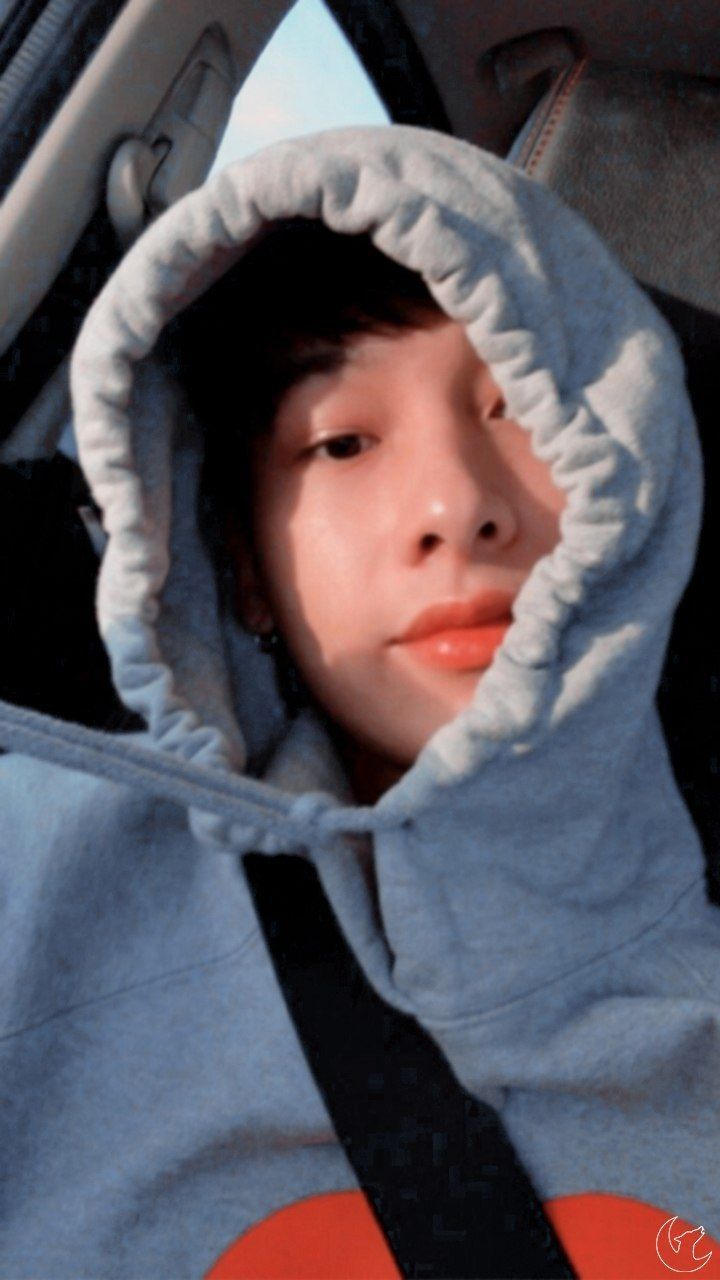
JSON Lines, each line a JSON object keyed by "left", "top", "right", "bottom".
{"left": 1, "top": 124, "right": 719, "bottom": 1279}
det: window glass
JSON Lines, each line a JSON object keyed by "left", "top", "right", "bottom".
{"left": 209, "top": 0, "right": 388, "bottom": 175}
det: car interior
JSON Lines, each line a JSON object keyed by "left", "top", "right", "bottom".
{"left": 1, "top": 0, "right": 718, "bottom": 881}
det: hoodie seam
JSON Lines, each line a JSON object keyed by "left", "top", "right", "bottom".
{"left": 415, "top": 875, "right": 705, "bottom": 1030}
{"left": 0, "top": 928, "right": 261, "bottom": 1044}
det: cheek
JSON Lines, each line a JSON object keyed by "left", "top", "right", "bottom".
{"left": 254, "top": 481, "right": 377, "bottom": 659}
{"left": 499, "top": 424, "right": 566, "bottom": 545}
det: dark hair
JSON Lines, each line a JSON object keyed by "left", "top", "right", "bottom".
{"left": 165, "top": 219, "right": 444, "bottom": 723}
{"left": 168, "top": 218, "right": 443, "bottom": 520}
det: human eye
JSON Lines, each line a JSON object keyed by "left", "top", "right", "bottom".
{"left": 309, "top": 432, "right": 375, "bottom": 461}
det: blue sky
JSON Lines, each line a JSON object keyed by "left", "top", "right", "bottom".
{"left": 210, "top": 0, "right": 388, "bottom": 174}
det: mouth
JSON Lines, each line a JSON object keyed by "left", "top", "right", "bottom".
{"left": 390, "top": 590, "right": 515, "bottom": 672}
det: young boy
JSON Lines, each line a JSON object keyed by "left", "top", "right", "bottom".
{"left": 3, "top": 124, "right": 720, "bottom": 1279}
{"left": 173, "top": 219, "right": 567, "bottom": 805}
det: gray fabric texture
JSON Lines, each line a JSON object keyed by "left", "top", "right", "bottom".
{"left": 2, "top": 123, "right": 720, "bottom": 1274}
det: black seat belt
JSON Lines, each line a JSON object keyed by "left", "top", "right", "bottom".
{"left": 244, "top": 852, "right": 577, "bottom": 1280}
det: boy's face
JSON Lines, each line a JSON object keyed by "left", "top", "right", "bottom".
{"left": 236, "top": 317, "right": 566, "bottom": 795}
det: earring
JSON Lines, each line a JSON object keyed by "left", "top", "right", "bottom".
{"left": 251, "top": 628, "right": 308, "bottom": 716}
{"left": 253, "top": 630, "right": 279, "bottom": 656}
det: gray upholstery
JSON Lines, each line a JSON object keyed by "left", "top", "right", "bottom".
{"left": 509, "top": 59, "right": 720, "bottom": 315}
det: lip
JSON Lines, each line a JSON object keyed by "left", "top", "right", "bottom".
{"left": 393, "top": 589, "right": 516, "bottom": 644}
{"left": 390, "top": 589, "right": 515, "bottom": 671}
{"left": 398, "top": 622, "right": 511, "bottom": 670}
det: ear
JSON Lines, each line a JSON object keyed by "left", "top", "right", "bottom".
{"left": 224, "top": 513, "right": 275, "bottom": 636}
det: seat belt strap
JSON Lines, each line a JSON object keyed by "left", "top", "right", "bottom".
{"left": 244, "top": 852, "right": 577, "bottom": 1280}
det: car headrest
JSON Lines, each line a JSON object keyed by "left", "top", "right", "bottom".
{"left": 508, "top": 58, "right": 720, "bottom": 316}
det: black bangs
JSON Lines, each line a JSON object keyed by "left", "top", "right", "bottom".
{"left": 164, "top": 218, "right": 443, "bottom": 539}
{"left": 168, "top": 218, "right": 442, "bottom": 438}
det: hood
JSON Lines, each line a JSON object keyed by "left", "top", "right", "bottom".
{"left": 69, "top": 124, "right": 706, "bottom": 1016}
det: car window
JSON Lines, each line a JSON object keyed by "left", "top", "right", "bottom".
{"left": 57, "top": 0, "right": 386, "bottom": 463}
{"left": 209, "top": 0, "right": 387, "bottom": 173}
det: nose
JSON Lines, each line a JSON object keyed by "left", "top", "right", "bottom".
{"left": 398, "top": 422, "right": 518, "bottom": 566}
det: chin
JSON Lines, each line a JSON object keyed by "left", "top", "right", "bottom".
{"left": 381, "top": 706, "right": 474, "bottom": 767}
